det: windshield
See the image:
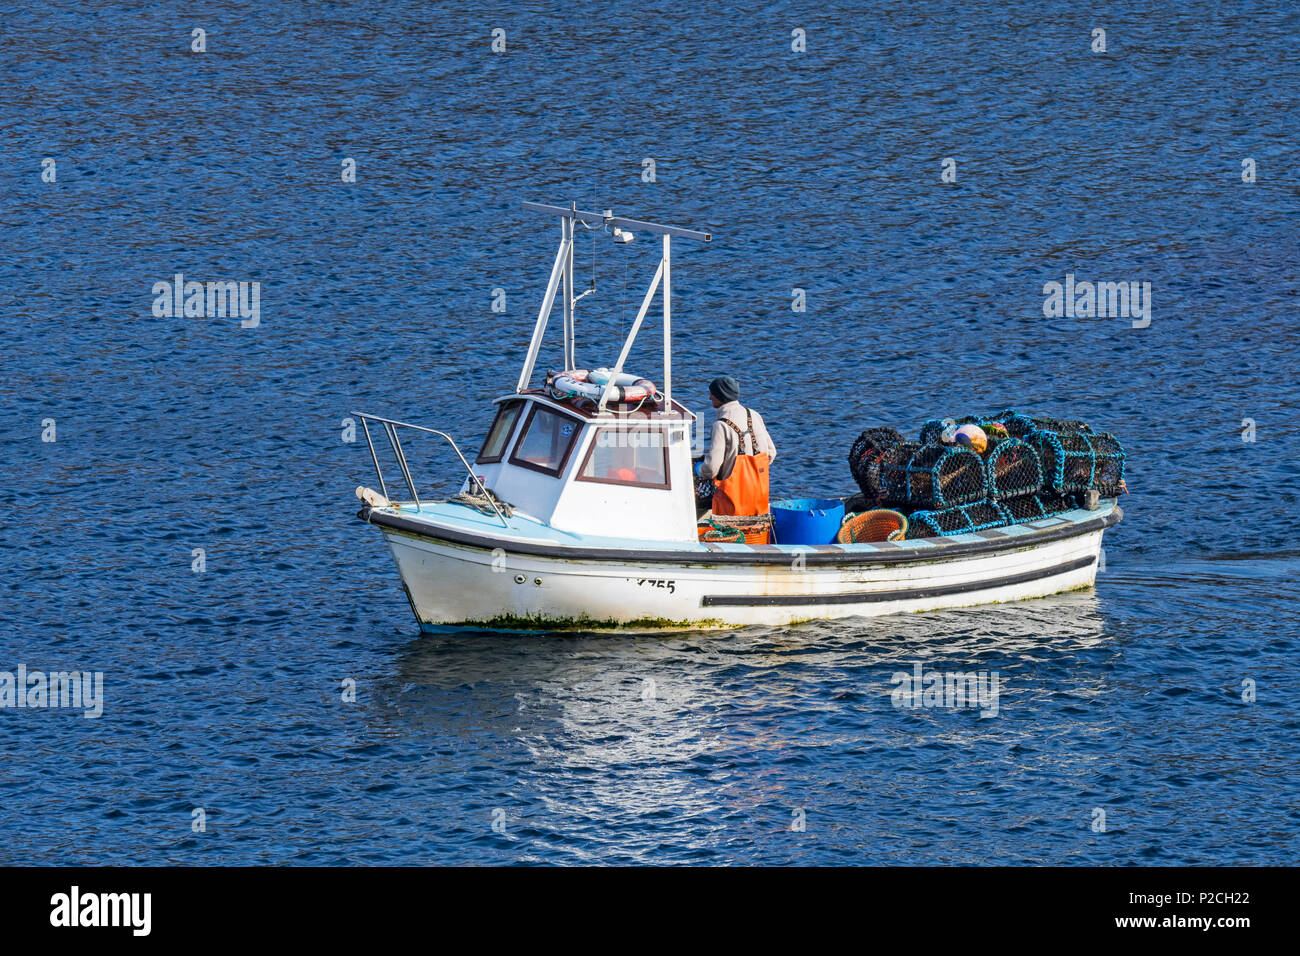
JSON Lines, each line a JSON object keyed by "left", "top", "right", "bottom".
{"left": 508, "top": 405, "right": 581, "bottom": 475}
{"left": 477, "top": 401, "right": 522, "bottom": 463}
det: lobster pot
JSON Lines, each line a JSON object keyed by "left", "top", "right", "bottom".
{"left": 848, "top": 427, "right": 907, "bottom": 499}
{"left": 1008, "top": 413, "right": 1094, "bottom": 439}
{"left": 920, "top": 410, "right": 1019, "bottom": 445}
{"left": 906, "top": 501, "right": 1011, "bottom": 538}
{"left": 1088, "top": 433, "right": 1126, "bottom": 496}
{"left": 985, "top": 438, "right": 1043, "bottom": 500}
{"left": 1002, "top": 492, "right": 1076, "bottom": 524}
{"left": 865, "top": 440, "right": 922, "bottom": 505}
{"left": 901, "top": 445, "right": 987, "bottom": 509}
{"left": 918, "top": 418, "right": 950, "bottom": 445}
{"left": 1034, "top": 429, "right": 1125, "bottom": 496}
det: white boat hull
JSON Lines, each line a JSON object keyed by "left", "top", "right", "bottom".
{"left": 369, "top": 504, "right": 1118, "bottom": 630}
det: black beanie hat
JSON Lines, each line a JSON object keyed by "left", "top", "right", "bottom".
{"left": 709, "top": 376, "right": 740, "bottom": 404}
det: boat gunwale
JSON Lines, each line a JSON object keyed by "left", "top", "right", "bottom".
{"left": 362, "top": 502, "right": 1122, "bottom": 567}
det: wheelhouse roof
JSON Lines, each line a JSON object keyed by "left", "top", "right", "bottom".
{"left": 492, "top": 389, "right": 695, "bottom": 424}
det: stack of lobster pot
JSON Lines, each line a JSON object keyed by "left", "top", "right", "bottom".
{"left": 847, "top": 425, "right": 1001, "bottom": 536}
{"left": 847, "top": 410, "right": 1126, "bottom": 539}
{"left": 906, "top": 427, "right": 1023, "bottom": 537}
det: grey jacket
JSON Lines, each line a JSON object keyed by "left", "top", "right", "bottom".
{"left": 699, "top": 401, "right": 778, "bottom": 481}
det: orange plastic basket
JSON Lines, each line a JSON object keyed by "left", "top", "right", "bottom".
{"left": 837, "top": 509, "right": 908, "bottom": 544}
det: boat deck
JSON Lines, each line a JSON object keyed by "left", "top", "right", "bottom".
{"left": 363, "top": 497, "right": 1122, "bottom": 565}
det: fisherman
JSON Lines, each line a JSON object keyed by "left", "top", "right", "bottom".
{"left": 696, "top": 376, "right": 777, "bottom": 517}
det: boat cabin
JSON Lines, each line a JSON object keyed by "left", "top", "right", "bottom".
{"left": 466, "top": 390, "right": 699, "bottom": 542}
{"left": 451, "top": 201, "right": 713, "bottom": 544}
{"left": 355, "top": 201, "right": 714, "bottom": 545}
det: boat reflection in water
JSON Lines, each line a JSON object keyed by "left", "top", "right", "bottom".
{"left": 357, "top": 592, "right": 1115, "bottom": 862}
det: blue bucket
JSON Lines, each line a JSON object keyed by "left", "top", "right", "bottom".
{"left": 770, "top": 498, "right": 846, "bottom": 545}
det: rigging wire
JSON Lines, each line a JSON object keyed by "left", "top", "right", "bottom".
{"left": 620, "top": 259, "right": 629, "bottom": 336}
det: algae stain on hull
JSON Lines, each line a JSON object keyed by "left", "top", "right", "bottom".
{"left": 425, "top": 612, "right": 731, "bottom": 634}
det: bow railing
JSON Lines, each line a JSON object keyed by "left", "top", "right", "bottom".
{"left": 351, "top": 411, "right": 510, "bottom": 528}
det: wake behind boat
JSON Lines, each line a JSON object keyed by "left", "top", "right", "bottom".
{"left": 353, "top": 202, "right": 1124, "bottom": 631}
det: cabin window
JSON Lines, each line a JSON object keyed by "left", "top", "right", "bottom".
{"left": 477, "top": 401, "right": 522, "bottom": 464}
{"left": 508, "top": 404, "right": 582, "bottom": 476}
{"left": 576, "top": 426, "right": 671, "bottom": 489}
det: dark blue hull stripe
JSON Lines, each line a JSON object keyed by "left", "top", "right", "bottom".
{"left": 700, "top": 554, "right": 1098, "bottom": 607}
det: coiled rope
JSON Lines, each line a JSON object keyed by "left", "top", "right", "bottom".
{"left": 447, "top": 487, "right": 516, "bottom": 518}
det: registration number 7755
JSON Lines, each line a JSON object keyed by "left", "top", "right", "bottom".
{"left": 635, "top": 578, "right": 676, "bottom": 594}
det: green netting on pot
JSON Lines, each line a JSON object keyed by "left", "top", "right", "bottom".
{"left": 901, "top": 444, "right": 987, "bottom": 509}
{"left": 984, "top": 438, "right": 1043, "bottom": 500}
{"left": 906, "top": 500, "right": 1012, "bottom": 538}
{"left": 696, "top": 520, "right": 745, "bottom": 543}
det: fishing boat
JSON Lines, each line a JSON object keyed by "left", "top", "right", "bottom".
{"left": 353, "top": 201, "right": 1123, "bottom": 630}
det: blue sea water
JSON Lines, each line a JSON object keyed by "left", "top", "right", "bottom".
{"left": 2, "top": 1, "right": 1298, "bottom": 865}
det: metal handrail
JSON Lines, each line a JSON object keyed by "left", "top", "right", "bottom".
{"left": 351, "top": 411, "right": 511, "bottom": 528}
